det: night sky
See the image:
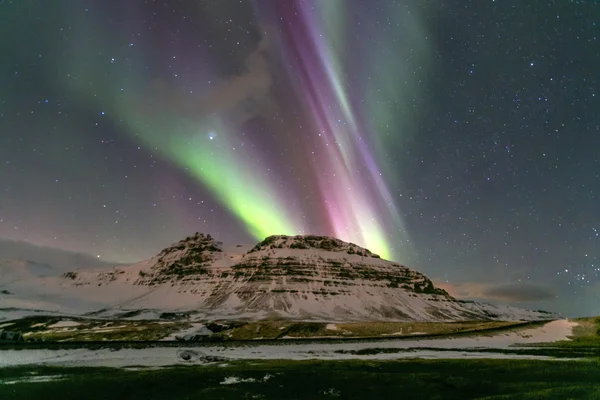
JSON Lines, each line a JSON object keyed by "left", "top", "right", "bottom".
{"left": 1, "top": 1, "right": 598, "bottom": 316}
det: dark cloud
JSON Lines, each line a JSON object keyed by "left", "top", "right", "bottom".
{"left": 201, "top": 36, "right": 273, "bottom": 123}
{"left": 436, "top": 281, "right": 556, "bottom": 303}
{"left": 0, "top": 240, "right": 116, "bottom": 271}
{"left": 484, "top": 283, "right": 556, "bottom": 302}
{"left": 149, "top": 35, "right": 274, "bottom": 124}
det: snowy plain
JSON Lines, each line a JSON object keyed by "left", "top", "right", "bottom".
{"left": 0, "top": 320, "right": 579, "bottom": 367}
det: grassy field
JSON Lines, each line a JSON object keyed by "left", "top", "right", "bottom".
{"left": 0, "top": 316, "right": 189, "bottom": 341}
{"left": 1, "top": 359, "right": 600, "bottom": 399}
{"left": 224, "top": 319, "right": 532, "bottom": 340}
{"left": 1, "top": 315, "right": 543, "bottom": 342}
{"left": 3, "top": 317, "right": 599, "bottom": 398}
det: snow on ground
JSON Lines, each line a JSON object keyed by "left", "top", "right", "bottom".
{"left": 123, "top": 311, "right": 163, "bottom": 320}
{"left": 47, "top": 320, "right": 81, "bottom": 329}
{"left": 476, "top": 319, "right": 577, "bottom": 346}
{"left": 325, "top": 324, "right": 338, "bottom": 331}
{"left": 0, "top": 346, "right": 571, "bottom": 368}
{"left": 220, "top": 376, "right": 257, "bottom": 385}
{"left": 0, "top": 320, "right": 580, "bottom": 367}
{"left": 161, "top": 324, "right": 213, "bottom": 341}
{"left": 220, "top": 374, "right": 273, "bottom": 385}
{"left": 1, "top": 375, "right": 66, "bottom": 385}
{"left": 0, "top": 308, "right": 72, "bottom": 322}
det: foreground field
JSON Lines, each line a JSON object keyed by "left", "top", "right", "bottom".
{"left": 2, "top": 318, "right": 599, "bottom": 399}
{"left": 0, "top": 315, "right": 548, "bottom": 342}
{"left": 0, "top": 320, "right": 584, "bottom": 367}
{"left": 2, "top": 359, "right": 600, "bottom": 400}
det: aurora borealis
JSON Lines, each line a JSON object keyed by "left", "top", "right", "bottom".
{"left": 56, "top": 0, "right": 431, "bottom": 259}
{"left": 1, "top": 0, "right": 599, "bottom": 316}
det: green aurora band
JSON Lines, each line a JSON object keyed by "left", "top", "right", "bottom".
{"left": 58, "top": 0, "right": 433, "bottom": 260}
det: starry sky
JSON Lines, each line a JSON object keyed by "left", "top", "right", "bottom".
{"left": 1, "top": 0, "right": 599, "bottom": 316}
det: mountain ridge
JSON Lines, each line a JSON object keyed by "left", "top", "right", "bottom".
{"left": 43, "top": 232, "right": 557, "bottom": 322}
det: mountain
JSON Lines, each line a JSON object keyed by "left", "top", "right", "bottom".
{"left": 0, "top": 260, "right": 60, "bottom": 284}
{"left": 0, "top": 239, "right": 114, "bottom": 270}
{"left": 33, "top": 232, "right": 556, "bottom": 322}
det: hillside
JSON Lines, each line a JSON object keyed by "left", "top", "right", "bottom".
{"left": 1, "top": 233, "right": 557, "bottom": 322}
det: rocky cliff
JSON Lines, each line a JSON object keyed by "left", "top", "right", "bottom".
{"left": 60, "top": 233, "right": 556, "bottom": 322}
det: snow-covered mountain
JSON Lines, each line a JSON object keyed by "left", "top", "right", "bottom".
{"left": 0, "top": 260, "right": 59, "bottom": 282}
{"left": 0, "top": 233, "right": 557, "bottom": 322}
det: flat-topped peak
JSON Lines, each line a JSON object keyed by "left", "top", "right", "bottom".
{"left": 248, "top": 234, "right": 381, "bottom": 258}
{"left": 158, "top": 232, "right": 223, "bottom": 256}
{"left": 52, "top": 231, "right": 556, "bottom": 322}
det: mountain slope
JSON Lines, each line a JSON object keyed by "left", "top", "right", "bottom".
{"left": 40, "top": 233, "right": 557, "bottom": 322}
{"left": 0, "top": 260, "right": 59, "bottom": 283}
{"left": 0, "top": 240, "right": 115, "bottom": 270}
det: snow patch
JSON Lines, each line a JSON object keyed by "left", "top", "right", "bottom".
{"left": 511, "top": 319, "right": 577, "bottom": 343}
{"left": 2, "top": 375, "right": 65, "bottom": 385}
{"left": 48, "top": 320, "right": 81, "bottom": 329}
{"left": 162, "top": 324, "right": 212, "bottom": 341}
{"left": 220, "top": 374, "right": 273, "bottom": 385}
{"left": 220, "top": 376, "right": 257, "bottom": 385}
